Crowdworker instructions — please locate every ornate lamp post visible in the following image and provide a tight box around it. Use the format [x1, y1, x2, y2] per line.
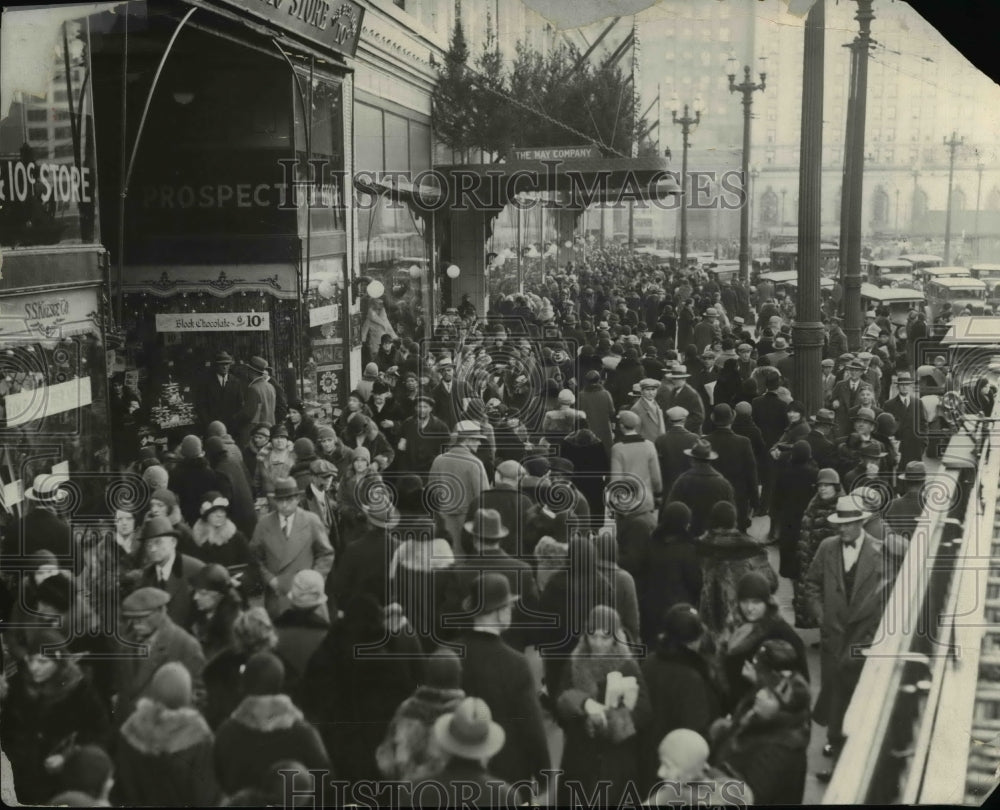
[750, 166, 760, 244]
[943, 131, 964, 264]
[670, 93, 703, 267]
[975, 159, 985, 259]
[727, 55, 766, 283]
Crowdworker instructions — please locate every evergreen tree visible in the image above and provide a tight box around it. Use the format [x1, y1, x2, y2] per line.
[431, 18, 473, 158]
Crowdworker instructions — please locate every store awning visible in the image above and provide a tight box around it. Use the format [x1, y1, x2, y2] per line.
[123, 264, 299, 299]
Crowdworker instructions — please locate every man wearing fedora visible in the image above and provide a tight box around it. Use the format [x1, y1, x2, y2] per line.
[331, 499, 401, 608]
[137, 515, 206, 631]
[468, 461, 532, 558]
[883, 371, 927, 468]
[237, 356, 276, 444]
[17, 474, 74, 568]
[450, 573, 550, 796]
[114, 586, 206, 725]
[428, 420, 490, 548]
[704, 404, 760, 532]
[804, 494, 887, 778]
[805, 409, 839, 471]
[667, 439, 735, 538]
[429, 696, 519, 806]
[431, 355, 463, 429]
[195, 351, 245, 436]
[656, 364, 704, 435]
[693, 308, 721, 353]
[450, 508, 540, 649]
[885, 461, 928, 545]
[249, 477, 334, 618]
[830, 359, 868, 437]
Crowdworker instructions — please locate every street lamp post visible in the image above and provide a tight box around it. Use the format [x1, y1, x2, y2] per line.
[895, 188, 900, 236]
[781, 189, 787, 226]
[975, 159, 985, 259]
[671, 93, 702, 268]
[943, 131, 964, 264]
[750, 165, 760, 247]
[727, 56, 766, 284]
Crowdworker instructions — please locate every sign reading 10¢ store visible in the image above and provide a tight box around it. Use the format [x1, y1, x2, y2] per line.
[155, 312, 271, 332]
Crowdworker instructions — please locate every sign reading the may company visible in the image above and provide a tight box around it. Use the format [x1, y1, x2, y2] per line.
[511, 145, 601, 161]
[155, 312, 271, 332]
[213, 0, 365, 58]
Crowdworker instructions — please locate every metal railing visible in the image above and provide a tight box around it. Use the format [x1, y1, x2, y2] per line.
[822, 405, 997, 804]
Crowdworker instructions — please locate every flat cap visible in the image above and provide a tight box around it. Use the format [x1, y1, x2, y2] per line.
[666, 406, 689, 422]
[618, 410, 641, 429]
[309, 459, 337, 476]
[121, 586, 170, 616]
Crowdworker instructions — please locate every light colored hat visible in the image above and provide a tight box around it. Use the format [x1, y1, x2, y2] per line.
[433, 697, 506, 761]
[666, 406, 688, 422]
[557, 389, 576, 406]
[24, 474, 68, 503]
[455, 420, 486, 440]
[288, 569, 328, 609]
[639, 378, 660, 390]
[827, 495, 871, 524]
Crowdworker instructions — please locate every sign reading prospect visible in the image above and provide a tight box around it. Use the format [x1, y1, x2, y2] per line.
[155, 312, 271, 332]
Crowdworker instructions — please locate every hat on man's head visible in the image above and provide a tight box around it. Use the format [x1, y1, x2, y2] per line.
[464, 508, 509, 541]
[858, 441, 887, 460]
[272, 477, 302, 500]
[121, 586, 171, 617]
[288, 569, 328, 610]
[309, 459, 337, 477]
[139, 515, 180, 543]
[711, 404, 734, 425]
[900, 461, 927, 481]
[772, 336, 788, 350]
[639, 378, 660, 390]
[462, 572, 518, 615]
[811, 408, 836, 426]
[433, 697, 506, 761]
[213, 351, 234, 366]
[684, 439, 718, 461]
[666, 406, 689, 423]
[248, 356, 269, 374]
[853, 407, 877, 425]
[455, 420, 486, 440]
[617, 410, 641, 430]
[827, 495, 871, 523]
[896, 371, 915, 385]
[24, 474, 69, 504]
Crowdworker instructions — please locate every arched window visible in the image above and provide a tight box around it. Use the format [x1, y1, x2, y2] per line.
[912, 187, 928, 221]
[761, 188, 778, 225]
[951, 187, 967, 211]
[872, 187, 890, 227]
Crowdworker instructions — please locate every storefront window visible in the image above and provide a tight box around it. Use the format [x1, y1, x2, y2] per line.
[0, 9, 100, 247]
[355, 102, 432, 343]
[293, 72, 345, 234]
[0, 291, 109, 483]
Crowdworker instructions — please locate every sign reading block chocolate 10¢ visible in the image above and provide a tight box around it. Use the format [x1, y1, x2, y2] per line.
[155, 312, 271, 332]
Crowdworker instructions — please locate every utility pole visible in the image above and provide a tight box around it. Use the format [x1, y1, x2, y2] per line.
[943, 131, 964, 264]
[794, 0, 825, 416]
[727, 57, 766, 284]
[975, 159, 985, 260]
[840, 0, 874, 351]
[671, 97, 702, 268]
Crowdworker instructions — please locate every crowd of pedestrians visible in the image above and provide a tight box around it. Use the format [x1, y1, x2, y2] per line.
[2, 244, 991, 806]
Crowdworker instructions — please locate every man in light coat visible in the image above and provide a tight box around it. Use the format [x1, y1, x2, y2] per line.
[249, 477, 335, 617]
[427, 420, 491, 548]
[656, 364, 704, 435]
[610, 410, 662, 526]
[804, 495, 887, 780]
[630, 378, 668, 443]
